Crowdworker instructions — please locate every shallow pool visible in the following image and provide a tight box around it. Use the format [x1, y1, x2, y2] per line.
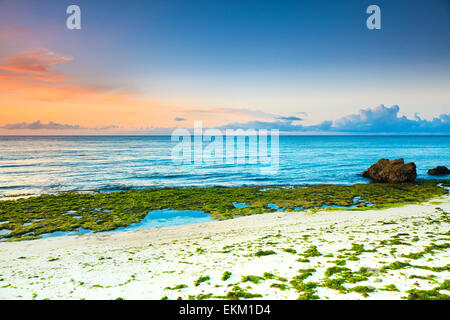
[39, 209, 213, 239]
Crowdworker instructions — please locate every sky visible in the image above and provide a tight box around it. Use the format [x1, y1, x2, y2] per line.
[0, 0, 449, 134]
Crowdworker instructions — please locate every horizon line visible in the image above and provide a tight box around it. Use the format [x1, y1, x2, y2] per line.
[1, 134, 450, 137]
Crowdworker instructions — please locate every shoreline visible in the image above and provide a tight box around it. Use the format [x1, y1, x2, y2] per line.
[0, 193, 449, 300]
[1, 180, 449, 242]
[1, 177, 448, 198]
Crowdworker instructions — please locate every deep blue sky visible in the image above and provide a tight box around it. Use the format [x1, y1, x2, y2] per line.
[5, 0, 448, 67]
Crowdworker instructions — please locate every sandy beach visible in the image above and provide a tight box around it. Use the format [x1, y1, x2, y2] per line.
[0, 193, 449, 300]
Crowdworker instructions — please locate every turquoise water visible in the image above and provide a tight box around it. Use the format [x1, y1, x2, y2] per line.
[38, 209, 212, 239]
[232, 202, 251, 209]
[0, 135, 449, 197]
[104, 209, 212, 232]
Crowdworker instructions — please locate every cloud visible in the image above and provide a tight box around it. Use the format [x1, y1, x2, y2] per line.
[174, 117, 186, 121]
[1, 120, 81, 130]
[3, 105, 448, 134]
[218, 105, 450, 134]
[0, 48, 223, 129]
[277, 116, 302, 121]
[331, 105, 450, 133]
[181, 107, 309, 127]
[95, 125, 120, 130]
[0, 121, 119, 131]
[219, 120, 305, 131]
[0, 49, 72, 74]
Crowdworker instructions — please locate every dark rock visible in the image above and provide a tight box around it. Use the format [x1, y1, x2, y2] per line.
[427, 166, 450, 176]
[362, 158, 417, 183]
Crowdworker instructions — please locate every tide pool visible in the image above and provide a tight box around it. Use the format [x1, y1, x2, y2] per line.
[38, 209, 212, 239]
[107, 209, 212, 232]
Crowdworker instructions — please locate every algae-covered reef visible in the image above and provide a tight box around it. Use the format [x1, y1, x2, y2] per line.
[0, 180, 448, 241]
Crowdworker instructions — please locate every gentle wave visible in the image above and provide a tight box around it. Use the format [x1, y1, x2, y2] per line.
[0, 135, 449, 197]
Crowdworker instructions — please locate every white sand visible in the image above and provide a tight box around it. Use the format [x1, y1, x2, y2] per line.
[0, 194, 449, 300]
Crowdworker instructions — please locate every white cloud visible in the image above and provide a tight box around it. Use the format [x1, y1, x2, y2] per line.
[219, 105, 450, 134]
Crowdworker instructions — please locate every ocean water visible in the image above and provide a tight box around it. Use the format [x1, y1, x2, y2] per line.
[0, 135, 449, 197]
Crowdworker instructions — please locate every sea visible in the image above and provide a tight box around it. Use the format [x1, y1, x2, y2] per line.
[0, 135, 449, 198]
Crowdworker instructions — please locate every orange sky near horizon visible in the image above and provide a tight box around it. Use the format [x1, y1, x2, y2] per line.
[0, 45, 268, 134]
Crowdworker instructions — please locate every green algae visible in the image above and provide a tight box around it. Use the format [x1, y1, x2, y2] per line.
[165, 284, 188, 290]
[194, 275, 210, 287]
[287, 268, 320, 299]
[241, 275, 265, 284]
[0, 179, 448, 241]
[263, 272, 276, 279]
[381, 284, 400, 292]
[401, 243, 450, 259]
[188, 293, 213, 300]
[282, 248, 297, 254]
[295, 268, 316, 281]
[254, 250, 276, 257]
[324, 266, 351, 277]
[290, 280, 320, 300]
[219, 286, 263, 300]
[302, 245, 322, 258]
[270, 283, 289, 291]
[320, 266, 376, 295]
[381, 261, 412, 272]
[405, 280, 450, 300]
[349, 285, 376, 297]
[221, 271, 232, 281]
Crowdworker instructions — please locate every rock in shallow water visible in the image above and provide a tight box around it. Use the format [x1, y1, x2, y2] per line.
[362, 158, 417, 183]
[427, 166, 450, 176]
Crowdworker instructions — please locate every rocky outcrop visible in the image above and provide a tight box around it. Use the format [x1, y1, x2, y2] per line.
[427, 166, 450, 176]
[362, 158, 417, 183]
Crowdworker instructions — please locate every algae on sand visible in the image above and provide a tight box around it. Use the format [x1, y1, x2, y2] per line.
[0, 180, 448, 241]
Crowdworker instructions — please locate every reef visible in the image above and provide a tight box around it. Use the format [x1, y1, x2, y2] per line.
[0, 179, 448, 241]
